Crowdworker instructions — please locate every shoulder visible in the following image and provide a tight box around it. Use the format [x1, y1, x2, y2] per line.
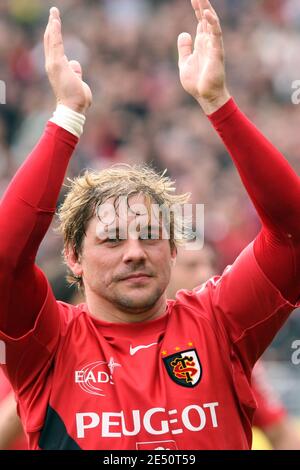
[56, 301, 86, 334]
[173, 274, 224, 306]
[168, 275, 223, 323]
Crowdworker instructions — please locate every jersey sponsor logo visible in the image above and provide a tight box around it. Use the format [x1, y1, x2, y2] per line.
[163, 349, 202, 387]
[74, 357, 121, 397]
[129, 342, 158, 356]
[76, 402, 219, 439]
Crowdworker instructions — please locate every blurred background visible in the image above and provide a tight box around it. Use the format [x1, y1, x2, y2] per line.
[0, 0, 299, 448]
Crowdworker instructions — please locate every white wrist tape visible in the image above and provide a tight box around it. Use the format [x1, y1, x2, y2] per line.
[50, 104, 86, 138]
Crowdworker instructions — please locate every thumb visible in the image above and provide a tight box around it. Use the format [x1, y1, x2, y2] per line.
[177, 32, 192, 67]
[69, 60, 82, 78]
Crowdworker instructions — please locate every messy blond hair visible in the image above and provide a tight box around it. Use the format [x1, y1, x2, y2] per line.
[58, 164, 190, 287]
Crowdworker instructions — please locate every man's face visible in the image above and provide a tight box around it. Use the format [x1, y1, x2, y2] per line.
[71, 194, 176, 315]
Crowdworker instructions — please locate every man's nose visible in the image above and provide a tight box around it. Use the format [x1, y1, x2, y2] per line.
[122, 238, 147, 264]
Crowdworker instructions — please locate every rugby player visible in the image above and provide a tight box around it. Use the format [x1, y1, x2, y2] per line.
[0, 0, 299, 450]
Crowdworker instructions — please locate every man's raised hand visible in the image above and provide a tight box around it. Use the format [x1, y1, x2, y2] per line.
[178, 0, 230, 114]
[44, 7, 92, 114]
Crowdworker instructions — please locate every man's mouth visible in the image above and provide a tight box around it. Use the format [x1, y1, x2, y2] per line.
[122, 273, 152, 281]
[120, 272, 152, 282]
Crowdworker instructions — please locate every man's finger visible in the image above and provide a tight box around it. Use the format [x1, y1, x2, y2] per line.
[198, 0, 217, 16]
[49, 11, 65, 63]
[69, 60, 82, 79]
[191, 0, 202, 21]
[50, 6, 61, 23]
[178, 32, 193, 67]
[45, 8, 61, 61]
[204, 9, 222, 38]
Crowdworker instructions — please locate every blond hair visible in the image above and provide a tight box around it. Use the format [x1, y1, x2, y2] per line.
[58, 164, 190, 287]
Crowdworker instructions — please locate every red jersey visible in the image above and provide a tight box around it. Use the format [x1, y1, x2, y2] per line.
[1, 99, 300, 450]
[0, 243, 296, 450]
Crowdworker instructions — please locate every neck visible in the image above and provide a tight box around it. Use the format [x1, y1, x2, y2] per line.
[84, 290, 168, 324]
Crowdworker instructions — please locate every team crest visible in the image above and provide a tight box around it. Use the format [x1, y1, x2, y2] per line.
[163, 349, 202, 388]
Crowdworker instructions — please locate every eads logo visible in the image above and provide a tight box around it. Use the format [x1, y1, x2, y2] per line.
[75, 357, 121, 397]
[162, 344, 202, 388]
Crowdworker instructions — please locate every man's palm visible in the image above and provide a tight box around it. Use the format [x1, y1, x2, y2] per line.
[44, 7, 92, 114]
[178, 1, 228, 109]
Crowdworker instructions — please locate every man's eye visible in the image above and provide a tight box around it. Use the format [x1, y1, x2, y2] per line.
[139, 230, 149, 239]
[106, 237, 120, 244]
[140, 228, 159, 239]
[140, 230, 152, 239]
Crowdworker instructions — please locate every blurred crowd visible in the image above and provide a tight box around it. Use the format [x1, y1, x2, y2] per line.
[0, 0, 300, 378]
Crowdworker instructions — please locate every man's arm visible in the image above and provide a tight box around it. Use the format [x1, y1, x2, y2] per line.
[177, 1, 300, 367]
[207, 98, 300, 302]
[0, 8, 91, 379]
[0, 121, 78, 337]
[178, 0, 300, 299]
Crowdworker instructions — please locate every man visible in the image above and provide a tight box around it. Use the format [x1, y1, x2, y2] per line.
[0, 0, 299, 450]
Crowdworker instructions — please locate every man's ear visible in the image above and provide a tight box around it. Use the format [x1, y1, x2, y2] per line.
[65, 245, 83, 277]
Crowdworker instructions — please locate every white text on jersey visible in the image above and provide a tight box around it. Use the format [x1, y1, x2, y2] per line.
[76, 402, 219, 438]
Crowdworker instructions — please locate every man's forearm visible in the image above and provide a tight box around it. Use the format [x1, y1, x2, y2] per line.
[208, 98, 300, 301]
[208, 99, 300, 237]
[0, 122, 78, 268]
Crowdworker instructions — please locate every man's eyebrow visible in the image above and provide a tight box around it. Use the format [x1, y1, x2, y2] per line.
[139, 224, 162, 238]
[141, 224, 160, 230]
[96, 227, 121, 240]
[96, 224, 162, 241]
[139, 224, 160, 232]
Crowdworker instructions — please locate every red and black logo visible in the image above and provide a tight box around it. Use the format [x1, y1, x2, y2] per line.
[163, 349, 202, 388]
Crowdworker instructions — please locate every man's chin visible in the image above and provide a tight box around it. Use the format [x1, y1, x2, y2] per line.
[113, 288, 163, 312]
